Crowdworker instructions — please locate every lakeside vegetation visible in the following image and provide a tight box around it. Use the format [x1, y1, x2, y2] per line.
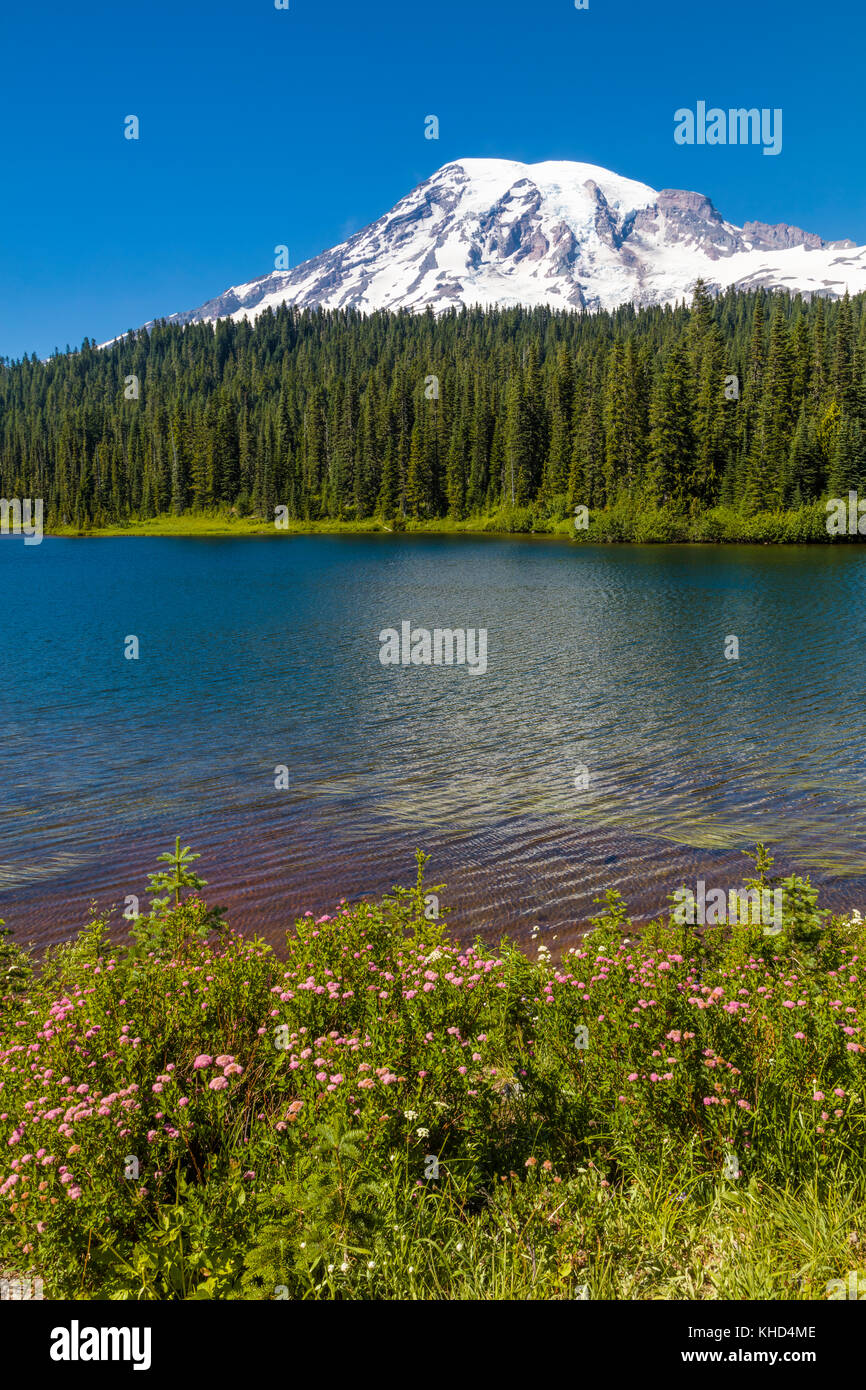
[4, 285, 866, 542]
[48, 497, 845, 544]
[1, 842, 864, 1300]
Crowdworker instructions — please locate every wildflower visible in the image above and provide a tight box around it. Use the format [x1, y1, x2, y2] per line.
[208, 1077, 229, 1091]
[192, 1055, 212, 1069]
[416, 1127, 429, 1139]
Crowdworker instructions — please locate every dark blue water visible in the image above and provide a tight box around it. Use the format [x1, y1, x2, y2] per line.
[2, 533, 865, 950]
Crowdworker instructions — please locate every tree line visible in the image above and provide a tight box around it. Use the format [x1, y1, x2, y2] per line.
[1, 282, 866, 529]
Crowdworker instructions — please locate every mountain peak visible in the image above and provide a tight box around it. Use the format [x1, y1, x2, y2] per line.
[131, 158, 866, 339]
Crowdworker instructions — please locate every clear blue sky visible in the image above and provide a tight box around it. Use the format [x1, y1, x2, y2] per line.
[2, 0, 864, 360]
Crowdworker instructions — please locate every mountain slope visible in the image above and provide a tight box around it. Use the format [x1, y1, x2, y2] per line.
[145, 158, 866, 330]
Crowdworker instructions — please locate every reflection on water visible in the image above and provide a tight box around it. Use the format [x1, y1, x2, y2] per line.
[1, 533, 865, 951]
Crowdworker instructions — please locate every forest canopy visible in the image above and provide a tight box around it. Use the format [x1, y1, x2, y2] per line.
[1, 282, 865, 530]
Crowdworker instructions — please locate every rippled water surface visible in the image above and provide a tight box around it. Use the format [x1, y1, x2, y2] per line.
[2, 534, 865, 952]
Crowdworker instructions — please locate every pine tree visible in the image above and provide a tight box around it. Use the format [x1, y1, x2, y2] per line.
[828, 413, 865, 497]
[748, 299, 794, 511]
[786, 406, 820, 505]
[648, 344, 694, 508]
[833, 290, 856, 416]
[504, 373, 531, 505]
[740, 293, 767, 455]
[692, 326, 727, 506]
[810, 295, 827, 407]
[603, 340, 629, 501]
[542, 346, 573, 501]
[376, 438, 399, 518]
[404, 423, 426, 519]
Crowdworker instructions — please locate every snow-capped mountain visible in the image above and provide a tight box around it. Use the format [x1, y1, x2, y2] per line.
[144, 158, 866, 330]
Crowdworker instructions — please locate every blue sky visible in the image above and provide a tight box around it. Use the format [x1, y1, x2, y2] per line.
[2, 0, 864, 359]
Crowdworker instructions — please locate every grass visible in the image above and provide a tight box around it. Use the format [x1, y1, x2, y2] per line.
[0, 845, 864, 1300]
[47, 497, 848, 544]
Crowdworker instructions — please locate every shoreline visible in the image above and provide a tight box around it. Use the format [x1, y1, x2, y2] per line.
[41, 499, 859, 544]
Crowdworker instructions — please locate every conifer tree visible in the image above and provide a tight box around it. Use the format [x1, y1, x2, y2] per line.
[404, 422, 426, 519]
[648, 343, 694, 508]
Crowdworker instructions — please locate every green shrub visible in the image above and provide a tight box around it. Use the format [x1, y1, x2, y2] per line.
[1, 840, 863, 1299]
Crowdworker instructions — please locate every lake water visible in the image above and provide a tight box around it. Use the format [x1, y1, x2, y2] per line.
[2, 533, 866, 953]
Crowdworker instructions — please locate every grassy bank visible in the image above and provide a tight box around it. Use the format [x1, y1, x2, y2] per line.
[47, 497, 849, 543]
[1, 845, 864, 1300]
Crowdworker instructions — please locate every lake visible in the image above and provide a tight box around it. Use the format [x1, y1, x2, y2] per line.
[2, 533, 866, 953]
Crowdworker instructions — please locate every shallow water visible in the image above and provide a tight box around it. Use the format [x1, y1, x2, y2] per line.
[1, 533, 865, 953]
